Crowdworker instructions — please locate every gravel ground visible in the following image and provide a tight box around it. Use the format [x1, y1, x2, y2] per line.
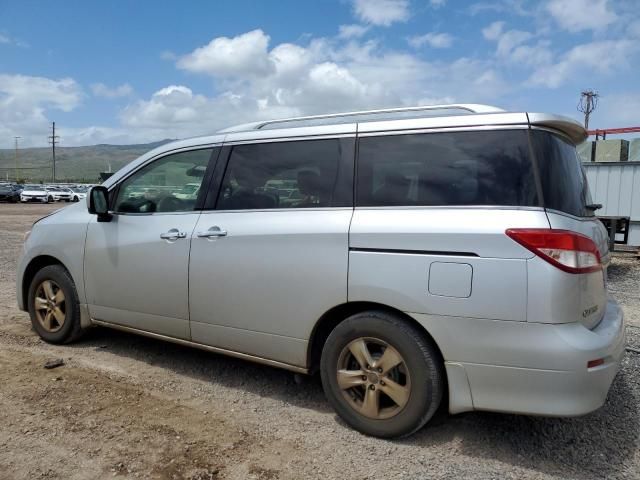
[0, 203, 638, 480]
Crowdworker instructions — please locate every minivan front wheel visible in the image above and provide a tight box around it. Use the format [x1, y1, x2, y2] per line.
[28, 265, 83, 344]
[321, 311, 444, 438]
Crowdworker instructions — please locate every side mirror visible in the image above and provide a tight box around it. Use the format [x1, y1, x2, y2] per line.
[88, 186, 112, 222]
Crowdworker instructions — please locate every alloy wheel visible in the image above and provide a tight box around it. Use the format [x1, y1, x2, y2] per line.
[336, 337, 412, 420]
[33, 280, 66, 332]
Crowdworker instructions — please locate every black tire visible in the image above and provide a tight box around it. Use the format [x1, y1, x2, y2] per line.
[73, 196, 78, 202]
[27, 265, 84, 344]
[47, 196, 53, 203]
[320, 311, 444, 438]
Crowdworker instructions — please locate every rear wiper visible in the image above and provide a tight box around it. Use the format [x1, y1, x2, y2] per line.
[586, 203, 603, 211]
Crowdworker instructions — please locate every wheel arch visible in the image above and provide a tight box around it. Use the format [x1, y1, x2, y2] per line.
[22, 255, 67, 308]
[307, 302, 446, 375]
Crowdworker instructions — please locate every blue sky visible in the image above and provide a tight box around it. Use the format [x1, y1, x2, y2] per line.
[1, 0, 639, 147]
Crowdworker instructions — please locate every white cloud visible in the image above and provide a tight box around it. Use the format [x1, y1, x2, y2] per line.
[482, 22, 551, 68]
[352, 0, 410, 26]
[338, 24, 370, 39]
[595, 92, 640, 129]
[509, 41, 553, 68]
[116, 30, 506, 142]
[408, 32, 454, 49]
[494, 29, 532, 57]
[160, 50, 177, 61]
[0, 32, 28, 48]
[529, 40, 636, 88]
[545, 0, 617, 33]
[269, 43, 312, 78]
[91, 83, 133, 98]
[0, 74, 83, 146]
[429, 0, 447, 8]
[0, 74, 82, 112]
[482, 21, 504, 40]
[469, 0, 535, 16]
[177, 29, 273, 77]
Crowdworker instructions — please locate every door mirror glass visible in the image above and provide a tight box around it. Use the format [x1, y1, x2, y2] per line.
[88, 186, 110, 220]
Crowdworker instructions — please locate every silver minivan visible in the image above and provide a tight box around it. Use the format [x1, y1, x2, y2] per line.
[17, 104, 626, 438]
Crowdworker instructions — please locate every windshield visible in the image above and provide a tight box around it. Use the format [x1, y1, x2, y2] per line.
[531, 130, 594, 217]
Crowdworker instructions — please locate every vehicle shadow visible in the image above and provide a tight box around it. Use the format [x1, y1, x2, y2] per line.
[73, 327, 332, 412]
[72, 327, 639, 480]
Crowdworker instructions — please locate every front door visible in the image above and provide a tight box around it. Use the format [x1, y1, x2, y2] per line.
[84, 147, 216, 339]
[188, 137, 355, 367]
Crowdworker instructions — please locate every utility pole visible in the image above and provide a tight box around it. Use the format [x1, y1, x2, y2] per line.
[48, 122, 59, 182]
[14, 136, 21, 182]
[577, 90, 599, 130]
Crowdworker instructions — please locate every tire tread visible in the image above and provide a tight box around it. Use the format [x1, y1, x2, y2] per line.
[320, 310, 444, 438]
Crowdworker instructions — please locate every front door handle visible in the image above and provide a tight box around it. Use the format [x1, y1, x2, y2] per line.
[160, 228, 187, 241]
[196, 226, 227, 238]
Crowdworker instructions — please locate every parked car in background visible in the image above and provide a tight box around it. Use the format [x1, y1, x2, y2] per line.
[54, 187, 74, 202]
[0, 183, 22, 203]
[174, 182, 200, 200]
[69, 186, 88, 202]
[16, 104, 625, 439]
[43, 187, 70, 202]
[20, 184, 51, 203]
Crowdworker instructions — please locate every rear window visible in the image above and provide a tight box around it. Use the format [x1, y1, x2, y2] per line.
[531, 130, 593, 217]
[356, 130, 538, 207]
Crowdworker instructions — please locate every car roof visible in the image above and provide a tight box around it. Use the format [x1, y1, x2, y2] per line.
[102, 104, 587, 188]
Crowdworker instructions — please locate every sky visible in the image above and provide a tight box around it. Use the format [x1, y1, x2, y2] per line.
[1, 0, 639, 148]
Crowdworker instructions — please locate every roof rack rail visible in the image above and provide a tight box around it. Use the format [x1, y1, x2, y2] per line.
[218, 103, 505, 133]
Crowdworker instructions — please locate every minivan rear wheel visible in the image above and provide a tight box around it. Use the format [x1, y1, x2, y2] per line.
[320, 311, 444, 438]
[28, 265, 83, 344]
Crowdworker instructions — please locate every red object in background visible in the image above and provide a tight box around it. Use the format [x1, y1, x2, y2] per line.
[588, 127, 640, 139]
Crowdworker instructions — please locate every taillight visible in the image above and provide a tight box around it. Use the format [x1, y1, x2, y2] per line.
[506, 228, 601, 274]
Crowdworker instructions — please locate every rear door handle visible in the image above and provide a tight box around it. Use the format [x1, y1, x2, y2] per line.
[197, 226, 227, 238]
[160, 228, 187, 241]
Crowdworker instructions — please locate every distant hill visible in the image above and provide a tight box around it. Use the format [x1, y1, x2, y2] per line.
[0, 140, 175, 183]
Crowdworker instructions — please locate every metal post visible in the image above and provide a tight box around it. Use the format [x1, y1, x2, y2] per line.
[48, 122, 59, 182]
[578, 90, 599, 130]
[14, 136, 21, 182]
[609, 219, 617, 253]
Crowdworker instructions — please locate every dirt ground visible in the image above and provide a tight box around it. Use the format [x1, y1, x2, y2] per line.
[0, 203, 639, 480]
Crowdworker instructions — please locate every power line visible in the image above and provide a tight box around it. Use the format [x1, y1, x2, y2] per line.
[48, 122, 60, 182]
[577, 90, 599, 130]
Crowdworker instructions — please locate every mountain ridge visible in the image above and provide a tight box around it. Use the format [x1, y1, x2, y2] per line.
[0, 140, 176, 182]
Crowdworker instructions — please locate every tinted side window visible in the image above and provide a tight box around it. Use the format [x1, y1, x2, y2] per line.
[217, 138, 353, 210]
[531, 130, 593, 217]
[114, 149, 212, 213]
[356, 130, 538, 207]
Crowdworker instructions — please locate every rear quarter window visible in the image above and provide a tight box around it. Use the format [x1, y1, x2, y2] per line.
[531, 130, 593, 217]
[356, 130, 538, 207]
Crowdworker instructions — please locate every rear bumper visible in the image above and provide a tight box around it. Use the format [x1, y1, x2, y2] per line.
[412, 298, 626, 416]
